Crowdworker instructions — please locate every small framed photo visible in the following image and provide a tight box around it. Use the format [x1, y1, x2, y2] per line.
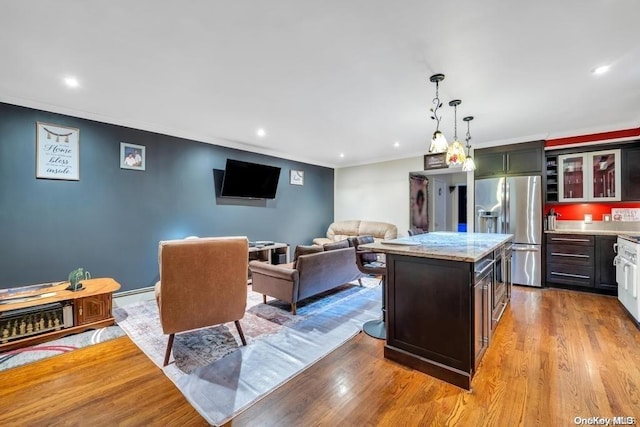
[290, 170, 304, 186]
[120, 142, 145, 171]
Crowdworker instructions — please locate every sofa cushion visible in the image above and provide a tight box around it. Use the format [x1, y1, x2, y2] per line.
[294, 244, 324, 262]
[358, 221, 398, 240]
[323, 239, 350, 251]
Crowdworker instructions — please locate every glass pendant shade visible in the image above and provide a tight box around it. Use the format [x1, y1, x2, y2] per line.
[429, 131, 448, 153]
[446, 140, 466, 166]
[462, 156, 476, 171]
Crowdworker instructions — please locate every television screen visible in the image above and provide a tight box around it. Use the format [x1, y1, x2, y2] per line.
[220, 159, 281, 199]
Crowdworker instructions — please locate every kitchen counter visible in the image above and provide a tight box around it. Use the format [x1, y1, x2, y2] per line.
[546, 220, 640, 236]
[360, 232, 512, 390]
[359, 231, 513, 262]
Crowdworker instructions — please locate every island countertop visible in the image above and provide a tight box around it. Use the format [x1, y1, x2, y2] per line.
[359, 231, 513, 262]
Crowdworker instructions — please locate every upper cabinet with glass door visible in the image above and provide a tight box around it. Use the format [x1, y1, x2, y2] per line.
[558, 149, 621, 202]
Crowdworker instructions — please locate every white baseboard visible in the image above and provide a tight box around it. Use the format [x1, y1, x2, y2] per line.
[113, 286, 155, 308]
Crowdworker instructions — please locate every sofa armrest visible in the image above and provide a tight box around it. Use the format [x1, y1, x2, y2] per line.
[249, 261, 297, 280]
[312, 237, 332, 246]
[249, 261, 300, 304]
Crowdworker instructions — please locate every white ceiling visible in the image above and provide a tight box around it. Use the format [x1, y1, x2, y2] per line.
[1, 1, 639, 168]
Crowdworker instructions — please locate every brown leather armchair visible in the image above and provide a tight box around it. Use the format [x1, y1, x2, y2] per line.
[155, 236, 249, 366]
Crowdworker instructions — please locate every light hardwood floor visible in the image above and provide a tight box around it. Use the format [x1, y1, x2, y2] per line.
[1, 286, 639, 426]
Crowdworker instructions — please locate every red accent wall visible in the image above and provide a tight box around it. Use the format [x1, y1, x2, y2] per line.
[545, 202, 640, 220]
[546, 127, 640, 147]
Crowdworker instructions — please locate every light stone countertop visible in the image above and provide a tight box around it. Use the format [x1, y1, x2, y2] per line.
[546, 220, 640, 236]
[359, 231, 513, 263]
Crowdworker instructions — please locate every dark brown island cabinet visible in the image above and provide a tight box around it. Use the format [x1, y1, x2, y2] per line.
[360, 232, 513, 390]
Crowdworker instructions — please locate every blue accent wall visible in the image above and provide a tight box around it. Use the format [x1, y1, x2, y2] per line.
[0, 102, 334, 291]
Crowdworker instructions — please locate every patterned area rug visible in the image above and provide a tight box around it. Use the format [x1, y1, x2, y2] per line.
[0, 325, 125, 372]
[114, 277, 382, 426]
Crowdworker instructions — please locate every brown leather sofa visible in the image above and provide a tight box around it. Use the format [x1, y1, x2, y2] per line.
[312, 220, 397, 246]
[249, 242, 363, 314]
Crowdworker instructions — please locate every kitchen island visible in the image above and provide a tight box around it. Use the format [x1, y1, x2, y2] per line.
[360, 231, 513, 390]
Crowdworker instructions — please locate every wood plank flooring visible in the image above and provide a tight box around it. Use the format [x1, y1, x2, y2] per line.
[1, 286, 639, 426]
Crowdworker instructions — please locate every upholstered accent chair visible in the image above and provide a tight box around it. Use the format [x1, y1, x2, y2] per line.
[155, 236, 249, 366]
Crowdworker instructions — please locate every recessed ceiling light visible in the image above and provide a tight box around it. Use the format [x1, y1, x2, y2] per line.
[339, 153, 345, 158]
[64, 77, 79, 88]
[592, 65, 610, 75]
[256, 128, 266, 138]
[394, 141, 400, 148]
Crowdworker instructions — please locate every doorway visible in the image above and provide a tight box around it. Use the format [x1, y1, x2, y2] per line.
[457, 185, 468, 231]
[433, 179, 447, 231]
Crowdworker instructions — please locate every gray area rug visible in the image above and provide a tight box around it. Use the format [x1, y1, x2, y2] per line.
[114, 277, 381, 425]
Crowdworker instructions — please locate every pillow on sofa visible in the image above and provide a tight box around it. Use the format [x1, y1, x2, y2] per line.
[323, 239, 350, 251]
[293, 244, 324, 262]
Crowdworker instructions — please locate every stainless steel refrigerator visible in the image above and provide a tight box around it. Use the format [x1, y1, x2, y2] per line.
[475, 176, 542, 287]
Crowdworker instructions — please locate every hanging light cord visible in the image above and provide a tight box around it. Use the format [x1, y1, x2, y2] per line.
[430, 80, 443, 132]
[465, 121, 472, 155]
[453, 104, 458, 141]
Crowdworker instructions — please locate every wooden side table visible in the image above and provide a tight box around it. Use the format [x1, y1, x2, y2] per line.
[0, 278, 121, 352]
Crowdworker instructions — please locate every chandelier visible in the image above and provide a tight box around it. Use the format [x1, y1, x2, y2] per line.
[446, 99, 466, 166]
[462, 116, 476, 171]
[428, 74, 448, 153]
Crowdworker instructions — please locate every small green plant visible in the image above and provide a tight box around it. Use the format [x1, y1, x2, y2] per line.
[67, 268, 91, 291]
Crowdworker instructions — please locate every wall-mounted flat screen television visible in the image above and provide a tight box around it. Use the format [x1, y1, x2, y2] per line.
[220, 159, 281, 199]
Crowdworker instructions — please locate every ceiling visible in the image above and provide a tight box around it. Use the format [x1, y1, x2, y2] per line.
[1, 1, 639, 168]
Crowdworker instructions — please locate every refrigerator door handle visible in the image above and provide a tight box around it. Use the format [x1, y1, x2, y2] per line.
[503, 181, 510, 234]
[512, 246, 540, 252]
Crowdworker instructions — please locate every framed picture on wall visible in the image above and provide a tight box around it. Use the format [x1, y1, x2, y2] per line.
[290, 170, 304, 185]
[36, 122, 80, 180]
[120, 142, 146, 171]
[409, 174, 429, 230]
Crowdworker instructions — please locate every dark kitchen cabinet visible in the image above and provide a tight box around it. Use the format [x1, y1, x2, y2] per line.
[474, 140, 544, 179]
[595, 235, 617, 291]
[545, 234, 594, 288]
[622, 146, 640, 201]
[545, 155, 559, 202]
[545, 233, 618, 294]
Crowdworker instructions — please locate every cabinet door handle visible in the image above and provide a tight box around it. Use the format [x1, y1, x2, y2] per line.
[550, 271, 590, 279]
[550, 252, 590, 258]
[550, 237, 591, 242]
[475, 260, 495, 277]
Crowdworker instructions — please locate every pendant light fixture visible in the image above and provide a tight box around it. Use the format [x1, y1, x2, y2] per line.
[446, 99, 466, 166]
[428, 74, 448, 153]
[462, 116, 476, 172]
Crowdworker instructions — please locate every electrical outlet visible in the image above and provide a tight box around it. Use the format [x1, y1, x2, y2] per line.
[584, 214, 593, 224]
